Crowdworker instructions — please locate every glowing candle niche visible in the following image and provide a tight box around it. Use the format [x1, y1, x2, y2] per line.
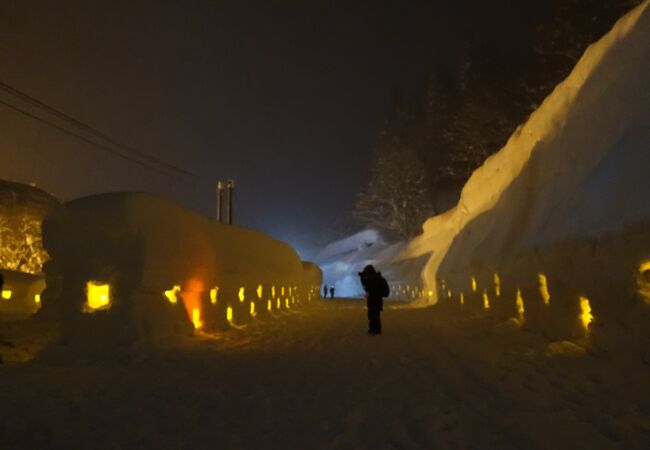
[238, 287, 245, 302]
[428, 290, 433, 298]
[271, 286, 276, 298]
[516, 289, 525, 324]
[34, 294, 41, 304]
[257, 285, 263, 299]
[447, 289, 452, 298]
[164, 285, 181, 304]
[192, 308, 203, 329]
[2, 290, 12, 300]
[226, 306, 233, 322]
[285, 298, 290, 308]
[482, 289, 490, 309]
[267, 300, 272, 311]
[493, 273, 501, 297]
[277, 298, 281, 309]
[579, 296, 593, 333]
[250, 301, 256, 317]
[86, 282, 110, 311]
[471, 277, 477, 292]
[210, 287, 219, 304]
[460, 292, 465, 305]
[538, 274, 551, 305]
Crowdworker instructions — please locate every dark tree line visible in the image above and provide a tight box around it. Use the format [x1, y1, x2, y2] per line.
[355, 0, 641, 241]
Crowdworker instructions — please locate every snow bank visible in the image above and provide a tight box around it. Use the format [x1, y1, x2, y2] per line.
[39, 192, 321, 357]
[400, 1, 650, 345]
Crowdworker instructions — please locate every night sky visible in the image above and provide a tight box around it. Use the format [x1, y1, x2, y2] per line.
[0, 1, 545, 258]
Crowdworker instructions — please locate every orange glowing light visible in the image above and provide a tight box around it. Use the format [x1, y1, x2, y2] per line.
[272, 286, 276, 298]
[494, 273, 501, 297]
[460, 292, 465, 305]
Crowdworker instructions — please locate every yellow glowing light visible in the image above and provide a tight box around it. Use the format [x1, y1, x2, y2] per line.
[257, 284, 263, 299]
[494, 273, 501, 297]
[192, 307, 203, 329]
[483, 289, 490, 309]
[516, 289, 525, 323]
[277, 298, 281, 309]
[272, 286, 276, 298]
[164, 285, 181, 304]
[538, 274, 551, 305]
[227, 306, 233, 322]
[210, 287, 219, 304]
[34, 294, 41, 304]
[267, 300, 272, 311]
[579, 296, 593, 333]
[285, 298, 290, 308]
[640, 261, 650, 273]
[428, 290, 433, 297]
[460, 292, 465, 305]
[447, 289, 452, 298]
[471, 277, 477, 292]
[2, 290, 12, 300]
[281, 286, 285, 296]
[86, 282, 110, 311]
[238, 287, 245, 302]
[250, 301, 256, 317]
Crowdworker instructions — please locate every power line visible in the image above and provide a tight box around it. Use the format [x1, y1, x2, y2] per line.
[0, 97, 185, 177]
[0, 79, 200, 180]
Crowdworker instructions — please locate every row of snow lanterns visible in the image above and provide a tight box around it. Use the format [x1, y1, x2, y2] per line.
[392, 284, 425, 299]
[83, 281, 320, 331]
[436, 272, 594, 334]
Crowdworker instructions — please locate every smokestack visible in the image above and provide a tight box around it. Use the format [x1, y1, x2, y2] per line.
[226, 179, 234, 225]
[216, 181, 224, 222]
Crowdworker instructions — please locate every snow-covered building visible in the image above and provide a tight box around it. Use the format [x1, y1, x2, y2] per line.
[39, 192, 321, 355]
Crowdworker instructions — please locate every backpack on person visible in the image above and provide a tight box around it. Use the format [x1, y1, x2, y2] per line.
[377, 272, 390, 298]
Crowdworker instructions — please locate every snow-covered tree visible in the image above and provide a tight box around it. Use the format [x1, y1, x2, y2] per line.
[354, 135, 433, 241]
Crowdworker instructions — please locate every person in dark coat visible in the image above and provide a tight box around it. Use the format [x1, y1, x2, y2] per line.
[358, 265, 389, 335]
[322, 284, 328, 298]
[329, 286, 335, 299]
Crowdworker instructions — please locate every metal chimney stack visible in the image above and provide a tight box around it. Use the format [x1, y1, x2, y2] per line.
[226, 179, 234, 225]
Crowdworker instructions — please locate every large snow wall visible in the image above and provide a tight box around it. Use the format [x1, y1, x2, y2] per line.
[39, 192, 321, 356]
[400, 1, 650, 350]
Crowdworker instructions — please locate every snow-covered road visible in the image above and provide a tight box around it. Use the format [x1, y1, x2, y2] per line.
[1, 300, 649, 449]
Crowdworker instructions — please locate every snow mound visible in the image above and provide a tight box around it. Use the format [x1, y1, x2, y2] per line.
[39, 192, 321, 357]
[399, 1, 650, 345]
[315, 229, 418, 298]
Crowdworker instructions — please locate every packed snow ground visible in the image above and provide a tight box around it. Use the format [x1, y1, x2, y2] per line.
[2, 300, 649, 449]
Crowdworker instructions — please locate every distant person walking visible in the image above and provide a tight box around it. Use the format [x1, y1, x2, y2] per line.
[322, 284, 328, 299]
[329, 286, 335, 299]
[358, 265, 389, 335]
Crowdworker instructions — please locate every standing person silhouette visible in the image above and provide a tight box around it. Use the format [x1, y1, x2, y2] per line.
[329, 286, 335, 299]
[322, 284, 328, 299]
[358, 265, 389, 335]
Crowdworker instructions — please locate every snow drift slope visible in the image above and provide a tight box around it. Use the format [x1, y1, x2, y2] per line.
[403, 0, 650, 296]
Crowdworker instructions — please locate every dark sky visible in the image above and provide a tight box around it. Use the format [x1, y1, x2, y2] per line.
[0, 0, 544, 258]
